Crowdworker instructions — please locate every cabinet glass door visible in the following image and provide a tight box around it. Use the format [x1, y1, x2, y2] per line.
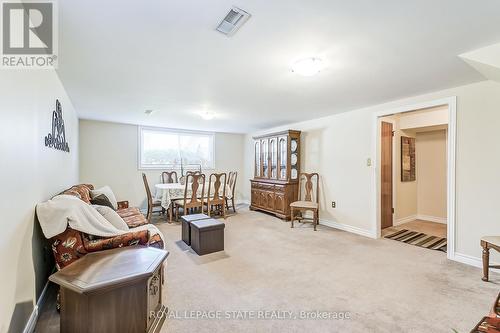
[270, 138, 278, 179]
[278, 136, 287, 180]
[261, 139, 269, 178]
[255, 141, 261, 177]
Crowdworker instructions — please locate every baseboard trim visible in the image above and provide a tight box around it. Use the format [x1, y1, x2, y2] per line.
[451, 252, 483, 268]
[394, 215, 418, 226]
[394, 214, 447, 225]
[417, 215, 447, 224]
[22, 306, 38, 333]
[320, 219, 376, 239]
[23, 280, 51, 333]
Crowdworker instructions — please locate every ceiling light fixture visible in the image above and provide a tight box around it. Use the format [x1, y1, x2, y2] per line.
[291, 57, 324, 76]
[199, 110, 216, 120]
[144, 109, 155, 115]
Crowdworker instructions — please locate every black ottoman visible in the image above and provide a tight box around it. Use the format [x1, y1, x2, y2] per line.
[190, 219, 225, 255]
[180, 214, 210, 245]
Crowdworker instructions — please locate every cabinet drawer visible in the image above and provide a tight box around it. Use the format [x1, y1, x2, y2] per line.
[274, 185, 286, 193]
[251, 182, 274, 191]
[260, 184, 274, 191]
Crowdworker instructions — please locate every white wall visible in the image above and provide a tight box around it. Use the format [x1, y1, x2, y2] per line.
[79, 120, 245, 209]
[416, 130, 447, 220]
[242, 80, 500, 265]
[0, 71, 79, 333]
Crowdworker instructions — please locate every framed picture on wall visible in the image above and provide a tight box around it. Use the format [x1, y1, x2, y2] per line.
[401, 136, 416, 182]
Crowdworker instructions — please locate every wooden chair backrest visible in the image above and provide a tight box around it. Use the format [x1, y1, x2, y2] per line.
[162, 171, 178, 184]
[228, 171, 237, 197]
[142, 173, 153, 207]
[183, 173, 205, 207]
[207, 173, 226, 204]
[186, 171, 201, 176]
[298, 173, 319, 203]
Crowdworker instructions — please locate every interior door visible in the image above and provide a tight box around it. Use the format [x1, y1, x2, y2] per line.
[381, 121, 393, 229]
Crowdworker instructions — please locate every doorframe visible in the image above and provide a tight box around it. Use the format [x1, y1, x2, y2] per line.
[379, 118, 397, 228]
[372, 96, 457, 260]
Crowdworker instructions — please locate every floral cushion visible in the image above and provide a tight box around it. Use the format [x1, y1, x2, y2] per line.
[51, 228, 160, 269]
[51, 228, 88, 270]
[117, 207, 148, 228]
[472, 317, 500, 333]
[61, 184, 94, 204]
[82, 230, 149, 252]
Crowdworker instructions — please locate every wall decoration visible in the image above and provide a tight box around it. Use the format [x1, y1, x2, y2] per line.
[401, 136, 415, 181]
[45, 99, 70, 152]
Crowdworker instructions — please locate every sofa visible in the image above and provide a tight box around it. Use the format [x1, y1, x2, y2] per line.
[50, 184, 164, 270]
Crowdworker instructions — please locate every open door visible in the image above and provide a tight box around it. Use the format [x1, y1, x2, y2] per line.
[381, 121, 393, 229]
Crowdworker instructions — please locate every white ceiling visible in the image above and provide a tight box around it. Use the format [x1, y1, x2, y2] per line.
[57, 0, 500, 133]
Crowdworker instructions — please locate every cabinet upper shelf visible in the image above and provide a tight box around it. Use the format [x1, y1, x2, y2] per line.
[252, 130, 301, 183]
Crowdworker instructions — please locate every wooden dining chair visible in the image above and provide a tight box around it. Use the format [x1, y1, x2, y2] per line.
[226, 171, 238, 213]
[481, 236, 500, 281]
[174, 173, 206, 219]
[162, 171, 178, 184]
[142, 173, 163, 222]
[205, 173, 227, 219]
[290, 173, 320, 231]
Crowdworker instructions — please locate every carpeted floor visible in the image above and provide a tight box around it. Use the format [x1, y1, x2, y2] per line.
[155, 207, 499, 333]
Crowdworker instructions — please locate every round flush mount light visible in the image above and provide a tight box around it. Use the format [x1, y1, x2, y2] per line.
[198, 110, 216, 120]
[291, 57, 324, 76]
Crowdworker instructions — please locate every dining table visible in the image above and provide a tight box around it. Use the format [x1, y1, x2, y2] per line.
[154, 182, 232, 222]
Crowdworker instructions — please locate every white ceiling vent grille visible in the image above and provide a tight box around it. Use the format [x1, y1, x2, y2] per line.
[216, 7, 251, 36]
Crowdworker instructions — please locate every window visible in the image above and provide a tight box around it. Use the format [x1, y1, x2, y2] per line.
[139, 127, 215, 169]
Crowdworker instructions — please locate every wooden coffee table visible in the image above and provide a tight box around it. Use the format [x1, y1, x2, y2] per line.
[49, 246, 169, 333]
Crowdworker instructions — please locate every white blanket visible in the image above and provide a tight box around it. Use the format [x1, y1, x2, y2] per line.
[36, 195, 164, 247]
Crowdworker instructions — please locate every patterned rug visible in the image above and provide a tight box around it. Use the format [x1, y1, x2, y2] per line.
[384, 229, 447, 253]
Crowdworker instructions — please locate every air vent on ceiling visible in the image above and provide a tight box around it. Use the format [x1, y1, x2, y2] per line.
[216, 7, 251, 36]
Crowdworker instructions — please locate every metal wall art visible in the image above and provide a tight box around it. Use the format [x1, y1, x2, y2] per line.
[45, 99, 70, 152]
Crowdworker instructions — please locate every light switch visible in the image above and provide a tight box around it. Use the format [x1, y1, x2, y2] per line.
[367, 158, 372, 167]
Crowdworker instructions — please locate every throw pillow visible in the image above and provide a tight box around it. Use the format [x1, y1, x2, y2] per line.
[90, 194, 115, 210]
[91, 186, 118, 210]
[93, 205, 129, 231]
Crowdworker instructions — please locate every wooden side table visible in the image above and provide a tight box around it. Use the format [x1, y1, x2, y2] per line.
[49, 246, 169, 333]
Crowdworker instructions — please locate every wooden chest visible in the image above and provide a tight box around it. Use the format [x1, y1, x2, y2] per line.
[49, 246, 169, 333]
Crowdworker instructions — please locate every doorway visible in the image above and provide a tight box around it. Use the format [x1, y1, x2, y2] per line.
[374, 97, 456, 259]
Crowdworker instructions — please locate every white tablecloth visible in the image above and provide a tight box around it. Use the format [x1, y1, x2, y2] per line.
[154, 183, 232, 209]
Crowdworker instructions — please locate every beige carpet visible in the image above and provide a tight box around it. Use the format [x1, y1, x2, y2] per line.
[155, 208, 498, 333]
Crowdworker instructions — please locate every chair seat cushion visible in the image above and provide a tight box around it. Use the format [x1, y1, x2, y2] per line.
[290, 201, 318, 209]
[482, 236, 500, 247]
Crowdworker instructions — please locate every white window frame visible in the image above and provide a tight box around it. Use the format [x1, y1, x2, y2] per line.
[138, 126, 215, 170]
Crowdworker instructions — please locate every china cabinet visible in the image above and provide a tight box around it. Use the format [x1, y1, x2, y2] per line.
[250, 130, 301, 220]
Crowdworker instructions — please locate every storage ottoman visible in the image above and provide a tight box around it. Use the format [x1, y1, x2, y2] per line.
[190, 219, 225, 255]
[180, 213, 210, 245]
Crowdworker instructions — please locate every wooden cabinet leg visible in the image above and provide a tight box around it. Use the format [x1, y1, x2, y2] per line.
[482, 244, 490, 282]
